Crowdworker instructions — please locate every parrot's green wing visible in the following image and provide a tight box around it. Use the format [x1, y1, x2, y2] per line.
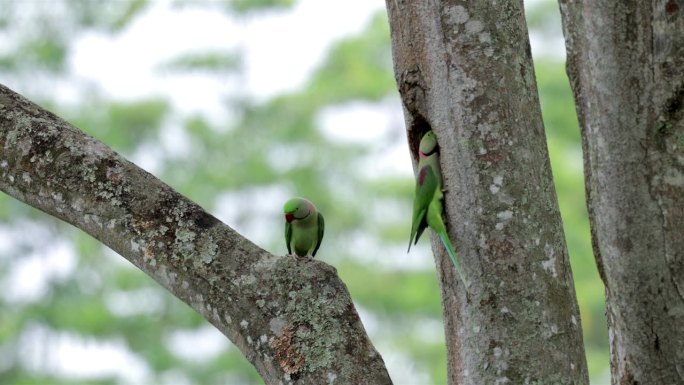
[285, 220, 292, 255]
[312, 212, 325, 256]
[408, 165, 439, 251]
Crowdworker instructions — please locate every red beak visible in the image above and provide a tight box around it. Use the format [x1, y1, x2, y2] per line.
[285, 213, 294, 223]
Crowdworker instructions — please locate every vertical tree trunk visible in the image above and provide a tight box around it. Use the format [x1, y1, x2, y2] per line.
[560, 2, 684, 383]
[386, 1, 588, 384]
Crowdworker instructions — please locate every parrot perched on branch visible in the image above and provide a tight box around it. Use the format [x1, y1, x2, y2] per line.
[283, 197, 325, 258]
[408, 131, 468, 288]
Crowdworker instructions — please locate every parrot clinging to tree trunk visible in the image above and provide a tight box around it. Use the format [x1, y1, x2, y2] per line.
[284, 197, 325, 258]
[408, 131, 468, 289]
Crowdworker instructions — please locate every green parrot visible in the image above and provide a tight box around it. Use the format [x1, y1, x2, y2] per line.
[408, 131, 468, 288]
[283, 197, 325, 258]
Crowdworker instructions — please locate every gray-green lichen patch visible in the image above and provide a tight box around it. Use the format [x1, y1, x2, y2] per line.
[198, 236, 218, 265]
[236, 274, 256, 287]
[495, 209, 513, 230]
[79, 163, 98, 183]
[444, 4, 469, 24]
[490, 175, 504, 193]
[541, 243, 558, 278]
[175, 227, 196, 243]
[252, 259, 361, 377]
[270, 317, 286, 335]
[156, 264, 177, 288]
[282, 283, 346, 373]
[83, 213, 102, 227]
[190, 292, 205, 312]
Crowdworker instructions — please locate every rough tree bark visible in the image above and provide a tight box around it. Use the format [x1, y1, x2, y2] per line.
[0, 84, 392, 385]
[560, 2, 684, 384]
[386, 1, 589, 384]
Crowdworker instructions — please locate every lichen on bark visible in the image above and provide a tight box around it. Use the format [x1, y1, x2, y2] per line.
[386, 1, 589, 384]
[0, 83, 392, 385]
[560, 1, 684, 383]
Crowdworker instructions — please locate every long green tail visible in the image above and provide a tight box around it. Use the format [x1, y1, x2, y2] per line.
[438, 232, 469, 291]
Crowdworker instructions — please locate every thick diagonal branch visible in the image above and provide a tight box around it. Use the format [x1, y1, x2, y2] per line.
[0, 83, 391, 385]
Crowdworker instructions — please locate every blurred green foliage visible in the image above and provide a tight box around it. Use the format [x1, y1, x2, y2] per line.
[309, 13, 395, 103]
[228, 0, 295, 13]
[525, 0, 563, 36]
[0, 1, 608, 384]
[160, 52, 241, 73]
[66, 0, 150, 31]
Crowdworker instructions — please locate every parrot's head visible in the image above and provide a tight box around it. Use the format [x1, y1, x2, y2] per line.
[419, 131, 438, 157]
[283, 197, 313, 223]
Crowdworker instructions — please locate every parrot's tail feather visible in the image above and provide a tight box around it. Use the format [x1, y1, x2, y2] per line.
[439, 233, 469, 291]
